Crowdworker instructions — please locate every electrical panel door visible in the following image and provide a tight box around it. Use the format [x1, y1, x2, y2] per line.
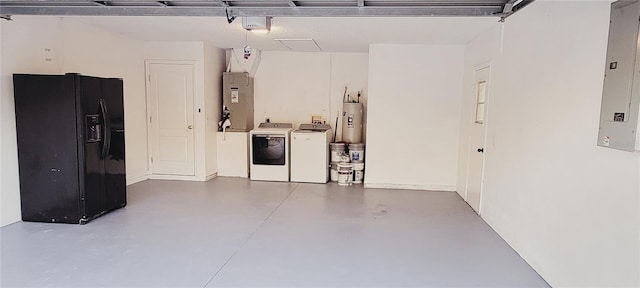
[598, 0, 640, 151]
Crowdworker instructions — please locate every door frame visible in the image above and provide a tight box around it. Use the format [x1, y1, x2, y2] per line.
[145, 59, 198, 179]
[464, 63, 491, 215]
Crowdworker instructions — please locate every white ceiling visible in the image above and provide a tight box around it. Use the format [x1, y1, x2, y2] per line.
[65, 16, 501, 52]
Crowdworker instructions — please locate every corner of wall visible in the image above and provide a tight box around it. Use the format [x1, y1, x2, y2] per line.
[471, 1, 639, 286]
[204, 45, 227, 177]
[366, 44, 464, 189]
[456, 24, 502, 202]
[1, 16, 65, 227]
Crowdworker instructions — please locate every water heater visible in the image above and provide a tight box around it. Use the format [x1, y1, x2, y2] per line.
[342, 103, 363, 143]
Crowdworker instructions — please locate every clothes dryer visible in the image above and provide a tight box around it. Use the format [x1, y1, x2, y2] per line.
[249, 123, 294, 182]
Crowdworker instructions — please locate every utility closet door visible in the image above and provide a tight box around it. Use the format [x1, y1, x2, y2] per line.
[466, 66, 490, 214]
[146, 62, 195, 176]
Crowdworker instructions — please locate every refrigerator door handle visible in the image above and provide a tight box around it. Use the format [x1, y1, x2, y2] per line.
[99, 98, 111, 159]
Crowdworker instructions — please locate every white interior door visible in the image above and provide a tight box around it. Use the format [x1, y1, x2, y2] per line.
[147, 61, 195, 176]
[466, 66, 490, 213]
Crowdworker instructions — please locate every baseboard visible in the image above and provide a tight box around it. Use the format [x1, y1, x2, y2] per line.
[147, 174, 207, 182]
[126, 173, 149, 185]
[363, 182, 456, 192]
[217, 173, 249, 178]
[206, 172, 217, 181]
[217, 169, 249, 178]
[0, 217, 22, 228]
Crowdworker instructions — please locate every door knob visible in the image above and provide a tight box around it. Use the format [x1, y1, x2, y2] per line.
[188, 125, 193, 130]
[477, 148, 484, 153]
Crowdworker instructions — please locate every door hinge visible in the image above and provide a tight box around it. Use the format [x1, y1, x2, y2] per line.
[149, 116, 152, 123]
[148, 74, 151, 82]
[151, 157, 153, 163]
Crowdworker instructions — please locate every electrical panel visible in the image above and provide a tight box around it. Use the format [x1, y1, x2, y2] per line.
[598, 0, 640, 151]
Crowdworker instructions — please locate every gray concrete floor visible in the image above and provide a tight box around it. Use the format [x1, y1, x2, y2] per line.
[1, 178, 549, 287]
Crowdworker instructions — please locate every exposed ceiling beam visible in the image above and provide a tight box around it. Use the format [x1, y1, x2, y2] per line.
[502, 1, 513, 13]
[499, 0, 535, 20]
[0, 5, 505, 17]
[512, 0, 535, 12]
[0, 0, 538, 18]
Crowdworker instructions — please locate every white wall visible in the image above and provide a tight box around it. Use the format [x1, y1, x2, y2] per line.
[204, 45, 226, 177]
[1, 17, 151, 226]
[456, 24, 502, 199]
[366, 45, 464, 191]
[1, 20, 2, 226]
[0, 17, 64, 227]
[254, 52, 330, 126]
[144, 41, 225, 181]
[330, 53, 369, 142]
[253, 51, 368, 138]
[460, 1, 640, 286]
[144, 42, 209, 181]
[61, 19, 148, 185]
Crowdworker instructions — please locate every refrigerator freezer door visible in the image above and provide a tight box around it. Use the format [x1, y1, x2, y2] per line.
[102, 78, 127, 212]
[78, 76, 127, 222]
[79, 76, 107, 222]
[13, 74, 82, 223]
[13, 73, 127, 224]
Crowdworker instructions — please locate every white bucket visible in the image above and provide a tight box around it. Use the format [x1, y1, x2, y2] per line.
[352, 162, 364, 184]
[330, 162, 339, 182]
[337, 163, 353, 186]
[330, 143, 346, 163]
[348, 143, 365, 163]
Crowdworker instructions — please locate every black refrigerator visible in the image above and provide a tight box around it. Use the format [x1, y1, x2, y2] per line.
[13, 73, 126, 224]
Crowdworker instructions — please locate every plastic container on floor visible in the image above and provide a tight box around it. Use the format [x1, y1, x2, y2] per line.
[348, 143, 365, 163]
[330, 162, 339, 182]
[330, 143, 346, 163]
[352, 162, 364, 184]
[337, 163, 353, 186]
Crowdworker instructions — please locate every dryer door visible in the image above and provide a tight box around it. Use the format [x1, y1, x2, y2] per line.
[252, 134, 286, 165]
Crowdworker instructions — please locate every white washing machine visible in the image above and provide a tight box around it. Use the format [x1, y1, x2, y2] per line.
[250, 123, 294, 182]
[291, 124, 332, 183]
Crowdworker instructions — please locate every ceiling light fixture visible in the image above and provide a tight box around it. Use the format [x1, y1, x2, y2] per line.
[242, 16, 272, 33]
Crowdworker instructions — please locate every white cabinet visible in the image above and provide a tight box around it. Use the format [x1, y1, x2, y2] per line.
[216, 132, 249, 177]
[291, 130, 331, 183]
